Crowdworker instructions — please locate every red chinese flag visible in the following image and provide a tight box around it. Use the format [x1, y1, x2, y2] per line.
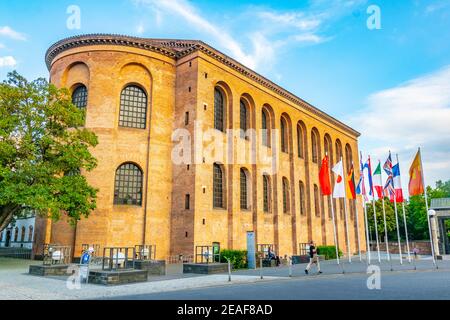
[319, 156, 332, 196]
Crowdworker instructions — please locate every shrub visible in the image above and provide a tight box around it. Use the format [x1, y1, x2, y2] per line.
[220, 250, 248, 269]
[317, 246, 343, 260]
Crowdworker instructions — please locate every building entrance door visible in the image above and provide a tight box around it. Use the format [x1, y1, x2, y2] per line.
[5, 230, 11, 247]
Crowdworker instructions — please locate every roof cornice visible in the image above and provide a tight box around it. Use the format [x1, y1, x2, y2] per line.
[45, 34, 361, 137]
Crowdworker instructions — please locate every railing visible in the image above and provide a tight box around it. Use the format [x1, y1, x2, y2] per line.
[0, 247, 32, 260]
[43, 244, 72, 265]
[101, 247, 135, 271]
[134, 245, 156, 261]
[166, 255, 194, 264]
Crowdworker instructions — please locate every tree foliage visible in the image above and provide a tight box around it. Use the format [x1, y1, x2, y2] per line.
[366, 180, 450, 241]
[0, 71, 98, 231]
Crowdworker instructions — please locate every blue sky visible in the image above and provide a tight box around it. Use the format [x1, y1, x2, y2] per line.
[1, 0, 450, 188]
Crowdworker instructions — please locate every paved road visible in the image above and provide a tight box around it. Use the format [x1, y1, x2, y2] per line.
[110, 269, 450, 300]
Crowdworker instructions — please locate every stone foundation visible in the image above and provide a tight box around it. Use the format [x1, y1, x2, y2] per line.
[183, 263, 229, 274]
[132, 260, 166, 276]
[88, 269, 148, 286]
[29, 264, 70, 276]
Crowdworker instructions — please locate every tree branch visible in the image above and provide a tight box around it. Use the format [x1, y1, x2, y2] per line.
[0, 205, 22, 232]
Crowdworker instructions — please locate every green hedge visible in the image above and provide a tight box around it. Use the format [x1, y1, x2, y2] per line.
[317, 246, 343, 260]
[220, 250, 248, 269]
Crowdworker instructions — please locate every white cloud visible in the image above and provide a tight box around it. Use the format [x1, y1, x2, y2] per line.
[0, 56, 17, 67]
[132, 0, 364, 71]
[347, 65, 450, 186]
[136, 22, 145, 35]
[0, 26, 26, 41]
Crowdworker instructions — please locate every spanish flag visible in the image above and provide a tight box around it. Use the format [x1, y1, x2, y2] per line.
[346, 164, 357, 200]
[409, 149, 424, 196]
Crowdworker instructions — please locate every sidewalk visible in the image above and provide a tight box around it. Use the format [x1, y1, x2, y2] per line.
[0, 258, 282, 300]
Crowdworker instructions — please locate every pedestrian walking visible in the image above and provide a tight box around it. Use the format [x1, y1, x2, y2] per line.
[305, 241, 322, 275]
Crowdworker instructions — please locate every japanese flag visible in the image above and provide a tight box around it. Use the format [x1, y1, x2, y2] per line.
[332, 160, 345, 199]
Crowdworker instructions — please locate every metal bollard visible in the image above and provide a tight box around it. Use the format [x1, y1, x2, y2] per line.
[289, 257, 293, 277]
[260, 258, 263, 280]
[227, 258, 231, 282]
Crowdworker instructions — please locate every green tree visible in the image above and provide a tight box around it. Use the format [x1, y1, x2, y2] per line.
[366, 198, 397, 240]
[0, 71, 98, 232]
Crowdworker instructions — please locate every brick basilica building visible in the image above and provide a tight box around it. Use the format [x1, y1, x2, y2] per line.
[36, 34, 365, 260]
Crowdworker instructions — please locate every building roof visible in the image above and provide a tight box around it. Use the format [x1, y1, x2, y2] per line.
[431, 198, 450, 210]
[45, 34, 361, 137]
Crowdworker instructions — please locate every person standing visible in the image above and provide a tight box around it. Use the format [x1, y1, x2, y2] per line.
[305, 241, 322, 275]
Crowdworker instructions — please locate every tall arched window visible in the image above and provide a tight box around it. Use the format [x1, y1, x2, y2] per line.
[28, 226, 33, 242]
[72, 85, 88, 110]
[263, 175, 271, 213]
[240, 168, 250, 210]
[214, 88, 225, 132]
[297, 124, 305, 159]
[311, 129, 319, 164]
[240, 100, 248, 139]
[213, 163, 225, 208]
[281, 117, 288, 153]
[119, 85, 148, 129]
[314, 184, 321, 217]
[114, 163, 143, 206]
[335, 139, 343, 162]
[282, 177, 290, 214]
[20, 226, 26, 242]
[299, 181, 306, 216]
[14, 227, 18, 242]
[324, 135, 332, 158]
[262, 108, 270, 147]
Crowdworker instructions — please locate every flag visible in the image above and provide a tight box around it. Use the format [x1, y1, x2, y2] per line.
[384, 153, 396, 202]
[392, 163, 404, 203]
[357, 158, 369, 201]
[363, 157, 374, 196]
[346, 165, 357, 200]
[332, 160, 345, 199]
[373, 162, 383, 199]
[409, 150, 424, 196]
[319, 156, 332, 196]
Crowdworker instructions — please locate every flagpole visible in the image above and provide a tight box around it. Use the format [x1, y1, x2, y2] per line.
[353, 161, 362, 262]
[396, 153, 412, 263]
[341, 157, 352, 263]
[330, 195, 340, 266]
[360, 151, 371, 264]
[381, 195, 391, 261]
[418, 148, 437, 268]
[392, 186, 403, 265]
[370, 157, 381, 263]
[326, 153, 340, 266]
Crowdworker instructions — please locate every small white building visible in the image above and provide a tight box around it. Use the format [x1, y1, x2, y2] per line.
[0, 209, 36, 249]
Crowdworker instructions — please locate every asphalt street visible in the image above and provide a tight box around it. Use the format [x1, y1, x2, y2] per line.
[110, 268, 450, 300]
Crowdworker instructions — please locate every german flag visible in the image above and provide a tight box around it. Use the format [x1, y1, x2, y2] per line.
[346, 164, 357, 200]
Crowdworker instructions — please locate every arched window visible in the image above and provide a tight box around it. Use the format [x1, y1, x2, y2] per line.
[314, 184, 321, 217]
[324, 135, 332, 158]
[299, 181, 306, 216]
[311, 129, 319, 164]
[14, 227, 18, 242]
[335, 139, 343, 162]
[282, 177, 290, 214]
[28, 226, 33, 242]
[240, 168, 249, 210]
[240, 100, 248, 139]
[119, 85, 148, 129]
[263, 175, 271, 213]
[114, 163, 143, 206]
[262, 108, 270, 147]
[280, 117, 288, 153]
[213, 163, 225, 208]
[72, 85, 88, 110]
[214, 88, 225, 132]
[297, 124, 305, 159]
[20, 226, 26, 242]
